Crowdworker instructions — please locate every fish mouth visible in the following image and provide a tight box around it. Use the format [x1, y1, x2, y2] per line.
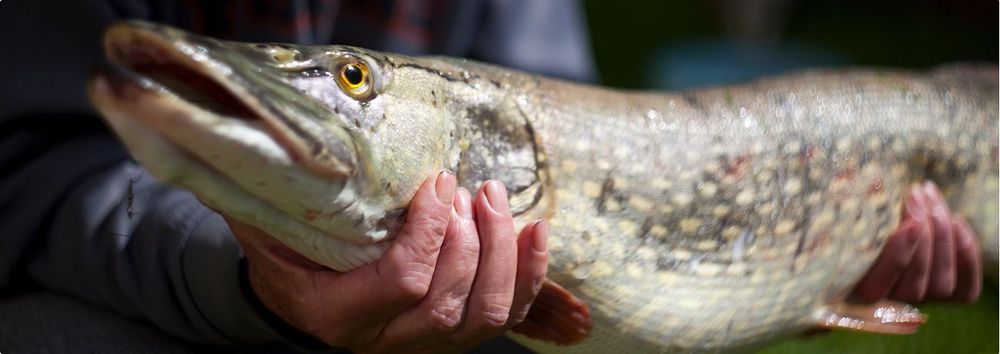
[93, 20, 356, 177]
[87, 21, 382, 247]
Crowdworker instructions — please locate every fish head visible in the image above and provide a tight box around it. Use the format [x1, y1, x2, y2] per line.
[88, 21, 548, 269]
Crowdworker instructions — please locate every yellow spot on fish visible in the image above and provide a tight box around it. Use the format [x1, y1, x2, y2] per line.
[836, 137, 852, 152]
[736, 189, 755, 205]
[590, 261, 614, 278]
[605, 199, 622, 212]
[556, 189, 575, 201]
[561, 160, 578, 173]
[651, 177, 673, 190]
[696, 240, 718, 251]
[783, 178, 802, 195]
[583, 181, 602, 198]
[658, 204, 674, 215]
[618, 220, 639, 236]
[694, 262, 723, 277]
[811, 210, 835, 234]
[650, 224, 668, 238]
[613, 177, 630, 189]
[774, 220, 796, 236]
[628, 196, 654, 212]
[867, 136, 882, 150]
[671, 250, 693, 261]
[713, 205, 730, 217]
[722, 226, 741, 241]
[626, 263, 644, 279]
[613, 146, 630, 159]
[672, 193, 693, 206]
[784, 141, 801, 155]
[680, 218, 702, 234]
[698, 182, 718, 198]
[726, 262, 748, 275]
[757, 202, 774, 216]
[636, 247, 657, 261]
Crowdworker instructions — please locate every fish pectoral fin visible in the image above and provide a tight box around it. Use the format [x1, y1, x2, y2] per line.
[510, 278, 592, 345]
[815, 300, 927, 334]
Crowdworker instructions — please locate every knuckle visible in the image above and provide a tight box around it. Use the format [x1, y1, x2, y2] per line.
[474, 301, 511, 328]
[426, 299, 465, 331]
[391, 268, 433, 300]
[508, 306, 530, 325]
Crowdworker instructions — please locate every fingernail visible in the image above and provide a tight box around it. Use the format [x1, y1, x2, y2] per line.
[484, 180, 509, 213]
[907, 187, 926, 219]
[436, 170, 456, 203]
[533, 220, 548, 252]
[923, 182, 940, 203]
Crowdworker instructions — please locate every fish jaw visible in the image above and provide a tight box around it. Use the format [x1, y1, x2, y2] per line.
[88, 21, 399, 270]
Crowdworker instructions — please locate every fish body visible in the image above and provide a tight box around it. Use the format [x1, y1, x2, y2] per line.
[89, 21, 998, 353]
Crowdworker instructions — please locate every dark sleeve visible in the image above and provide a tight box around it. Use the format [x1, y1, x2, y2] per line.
[472, 0, 597, 83]
[0, 0, 286, 346]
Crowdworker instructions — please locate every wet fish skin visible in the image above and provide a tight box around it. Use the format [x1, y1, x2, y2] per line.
[88, 21, 998, 353]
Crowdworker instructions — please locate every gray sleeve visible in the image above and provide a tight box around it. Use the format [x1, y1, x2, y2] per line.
[0, 129, 283, 345]
[473, 0, 598, 83]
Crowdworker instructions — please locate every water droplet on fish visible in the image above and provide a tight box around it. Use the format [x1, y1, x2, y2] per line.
[645, 109, 661, 120]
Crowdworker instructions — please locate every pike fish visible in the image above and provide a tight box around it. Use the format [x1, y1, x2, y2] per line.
[88, 21, 998, 353]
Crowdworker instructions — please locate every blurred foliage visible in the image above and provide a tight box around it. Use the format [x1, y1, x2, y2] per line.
[582, 0, 998, 88]
[580, 1, 998, 353]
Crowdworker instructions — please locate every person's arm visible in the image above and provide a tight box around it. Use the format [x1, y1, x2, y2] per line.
[0, 0, 285, 345]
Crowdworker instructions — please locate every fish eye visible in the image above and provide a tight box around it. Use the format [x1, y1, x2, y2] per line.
[335, 57, 374, 100]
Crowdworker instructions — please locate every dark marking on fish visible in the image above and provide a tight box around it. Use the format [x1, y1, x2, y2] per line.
[682, 93, 706, 113]
[596, 176, 615, 214]
[791, 163, 816, 273]
[396, 63, 473, 85]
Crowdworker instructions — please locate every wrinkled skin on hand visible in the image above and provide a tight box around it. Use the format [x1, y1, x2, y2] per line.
[226, 172, 549, 353]
[851, 182, 982, 304]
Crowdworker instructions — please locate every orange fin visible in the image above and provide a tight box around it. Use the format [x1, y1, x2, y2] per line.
[816, 300, 927, 334]
[511, 278, 592, 345]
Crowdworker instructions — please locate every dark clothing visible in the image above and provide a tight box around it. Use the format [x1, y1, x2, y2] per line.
[0, 0, 594, 349]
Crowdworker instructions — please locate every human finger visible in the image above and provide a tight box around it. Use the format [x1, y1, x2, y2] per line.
[507, 220, 549, 326]
[852, 219, 920, 303]
[450, 180, 518, 345]
[331, 171, 457, 326]
[951, 215, 982, 303]
[889, 219, 933, 303]
[923, 182, 957, 299]
[377, 188, 480, 350]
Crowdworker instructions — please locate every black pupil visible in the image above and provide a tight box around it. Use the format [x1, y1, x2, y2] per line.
[343, 65, 363, 85]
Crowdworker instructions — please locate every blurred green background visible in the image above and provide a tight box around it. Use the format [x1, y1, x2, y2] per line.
[580, 1, 998, 353]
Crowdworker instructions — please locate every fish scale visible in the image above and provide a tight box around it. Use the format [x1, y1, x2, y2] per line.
[88, 22, 997, 353]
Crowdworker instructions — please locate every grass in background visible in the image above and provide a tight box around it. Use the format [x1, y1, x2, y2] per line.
[759, 287, 998, 354]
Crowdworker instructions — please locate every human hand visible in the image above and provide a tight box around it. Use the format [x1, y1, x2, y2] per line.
[226, 171, 549, 353]
[851, 182, 981, 304]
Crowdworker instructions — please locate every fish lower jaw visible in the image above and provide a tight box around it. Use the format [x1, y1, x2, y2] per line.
[92, 82, 387, 271]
